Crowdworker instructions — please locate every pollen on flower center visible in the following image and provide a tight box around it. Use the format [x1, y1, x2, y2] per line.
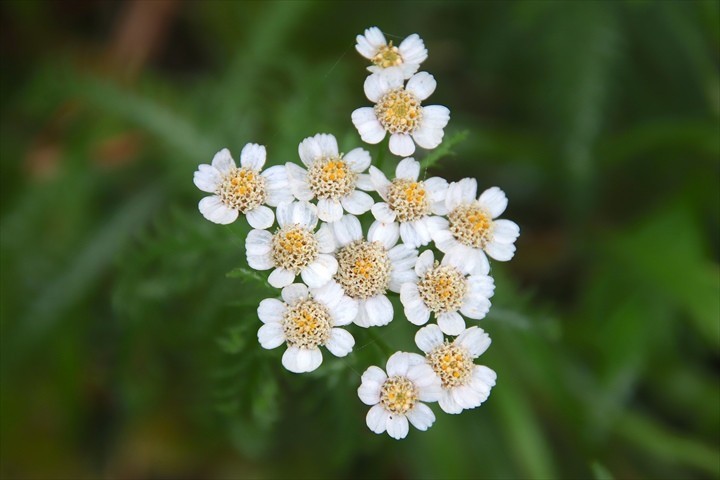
[387, 179, 430, 222]
[307, 157, 357, 200]
[374, 88, 423, 135]
[448, 203, 493, 248]
[417, 263, 467, 314]
[271, 225, 319, 273]
[428, 343, 474, 388]
[282, 298, 332, 349]
[380, 376, 418, 415]
[217, 167, 267, 213]
[372, 42, 403, 68]
[335, 240, 391, 299]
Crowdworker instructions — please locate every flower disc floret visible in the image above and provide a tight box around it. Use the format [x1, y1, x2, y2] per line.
[387, 178, 430, 222]
[448, 203, 492, 249]
[271, 225, 319, 273]
[428, 342, 474, 389]
[373, 42, 403, 68]
[417, 264, 468, 314]
[380, 376, 418, 415]
[217, 167, 267, 213]
[307, 157, 358, 200]
[335, 240, 391, 299]
[282, 298, 332, 349]
[374, 88, 423, 135]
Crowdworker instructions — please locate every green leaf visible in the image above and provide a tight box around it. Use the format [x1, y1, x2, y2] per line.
[420, 130, 469, 170]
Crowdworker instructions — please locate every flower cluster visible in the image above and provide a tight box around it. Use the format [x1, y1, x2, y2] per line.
[193, 27, 520, 440]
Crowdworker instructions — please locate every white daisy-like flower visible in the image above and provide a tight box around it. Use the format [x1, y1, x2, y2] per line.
[193, 144, 292, 227]
[245, 201, 338, 289]
[369, 157, 448, 248]
[355, 27, 428, 79]
[358, 352, 442, 440]
[329, 214, 418, 328]
[257, 283, 357, 374]
[400, 250, 494, 336]
[351, 69, 450, 157]
[433, 180, 520, 274]
[415, 324, 496, 414]
[285, 133, 375, 223]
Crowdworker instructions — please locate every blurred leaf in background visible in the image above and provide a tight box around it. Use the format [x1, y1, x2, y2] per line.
[1, 1, 718, 479]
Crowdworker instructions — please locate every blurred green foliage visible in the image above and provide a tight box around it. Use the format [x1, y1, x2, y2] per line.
[1, 1, 718, 479]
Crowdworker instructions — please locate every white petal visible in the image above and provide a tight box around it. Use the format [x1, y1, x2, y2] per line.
[474, 365, 498, 388]
[386, 415, 409, 440]
[485, 241, 516, 262]
[257, 323, 285, 349]
[386, 351, 411, 377]
[364, 70, 403, 102]
[246, 205, 274, 229]
[442, 247, 476, 275]
[211, 148, 235, 173]
[358, 366, 386, 405]
[355, 33, 378, 59]
[415, 250, 435, 276]
[333, 214, 363, 247]
[438, 390, 463, 414]
[301, 254, 338, 288]
[315, 223, 336, 253]
[438, 311, 465, 336]
[388, 244, 419, 271]
[316, 133, 339, 158]
[351, 108, 386, 144]
[412, 126, 445, 150]
[317, 198, 344, 222]
[432, 228, 458, 253]
[246, 229, 272, 255]
[371, 202, 397, 223]
[284, 163, 314, 201]
[455, 326, 491, 358]
[363, 295, 394, 327]
[467, 275, 495, 299]
[198, 196, 238, 225]
[406, 402, 435, 431]
[331, 295, 359, 326]
[356, 173, 374, 191]
[275, 201, 293, 228]
[493, 219, 520, 244]
[415, 324, 445, 354]
[239, 143, 266, 170]
[298, 135, 323, 167]
[368, 220, 399, 250]
[281, 283, 309, 304]
[193, 164, 220, 193]
[399, 222, 424, 248]
[478, 186, 508, 218]
[460, 297, 491, 320]
[389, 133, 416, 157]
[446, 178, 477, 211]
[325, 328, 355, 357]
[268, 268, 295, 288]
[263, 166, 293, 206]
[403, 295, 431, 326]
[310, 280, 344, 311]
[282, 346, 322, 373]
[406, 72, 436, 101]
[389, 267, 419, 293]
[398, 34, 428, 65]
[344, 148, 371, 172]
[395, 157, 420, 181]
[341, 191, 374, 216]
[292, 201, 318, 230]
[246, 253, 273, 270]
[419, 105, 450, 129]
[368, 166, 391, 199]
[257, 298, 285, 324]
[366, 404, 390, 434]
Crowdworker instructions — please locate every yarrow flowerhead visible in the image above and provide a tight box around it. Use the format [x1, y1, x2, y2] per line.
[433, 180, 520, 274]
[193, 144, 292, 227]
[369, 157, 448, 248]
[351, 69, 450, 157]
[285, 133, 375, 223]
[257, 283, 356, 373]
[415, 324, 496, 414]
[358, 352, 442, 439]
[355, 27, 428, 79]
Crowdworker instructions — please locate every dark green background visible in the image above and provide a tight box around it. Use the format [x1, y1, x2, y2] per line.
[1, 1, 718, 479]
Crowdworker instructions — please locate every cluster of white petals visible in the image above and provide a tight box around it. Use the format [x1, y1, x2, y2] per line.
[191, 26, 521, 441]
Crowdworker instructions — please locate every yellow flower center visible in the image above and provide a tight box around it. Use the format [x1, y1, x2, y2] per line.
[372, 42, 403, 68]
[307, 157, 357, 200]
[374, 88, 423, 135]
[282, 298, 331, 349]
[387, 179, 430, 222]
[448, 203, 493, 249]
[417, 264, 467, 314]
[380, 376, 418, 415]
[217, 167, 266, 213]
[271, 225, 319, 273]
[335, 240, 391, 299]
[428, 343, 473, 389]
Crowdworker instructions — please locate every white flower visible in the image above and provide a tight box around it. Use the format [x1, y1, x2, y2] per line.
[433, 180, 520, 274]
[369, 157, 448, 248]
[193, 144, 292, 227]
[330, 214, 418, 328]
[355, 27, 428, 79]
[351, 70, 450, 157]
[245, 201, 338, 289]
[285, 133, 375, 223]
[400, 250, 494, 336]
[415, 324, 496, 414]
[257, 283, 357, 374]
[358, 352, 441, 440]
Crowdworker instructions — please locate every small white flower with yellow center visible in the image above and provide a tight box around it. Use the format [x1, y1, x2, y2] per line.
[433, 180, 520, 274]
[285, 133, 375, 222]
[415, 324, 496, 414]
[355, 27, 428, 80]
[257, 283, 357, 374]
[330, 214, 418, 327]
[193, 144, 292, 228]
[401, 250, 494, 336]
[245, 201, 337, 289]
[358, 352, 441, 440]
[369, 157, 448, 248]
[351, 69, 450, 157]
